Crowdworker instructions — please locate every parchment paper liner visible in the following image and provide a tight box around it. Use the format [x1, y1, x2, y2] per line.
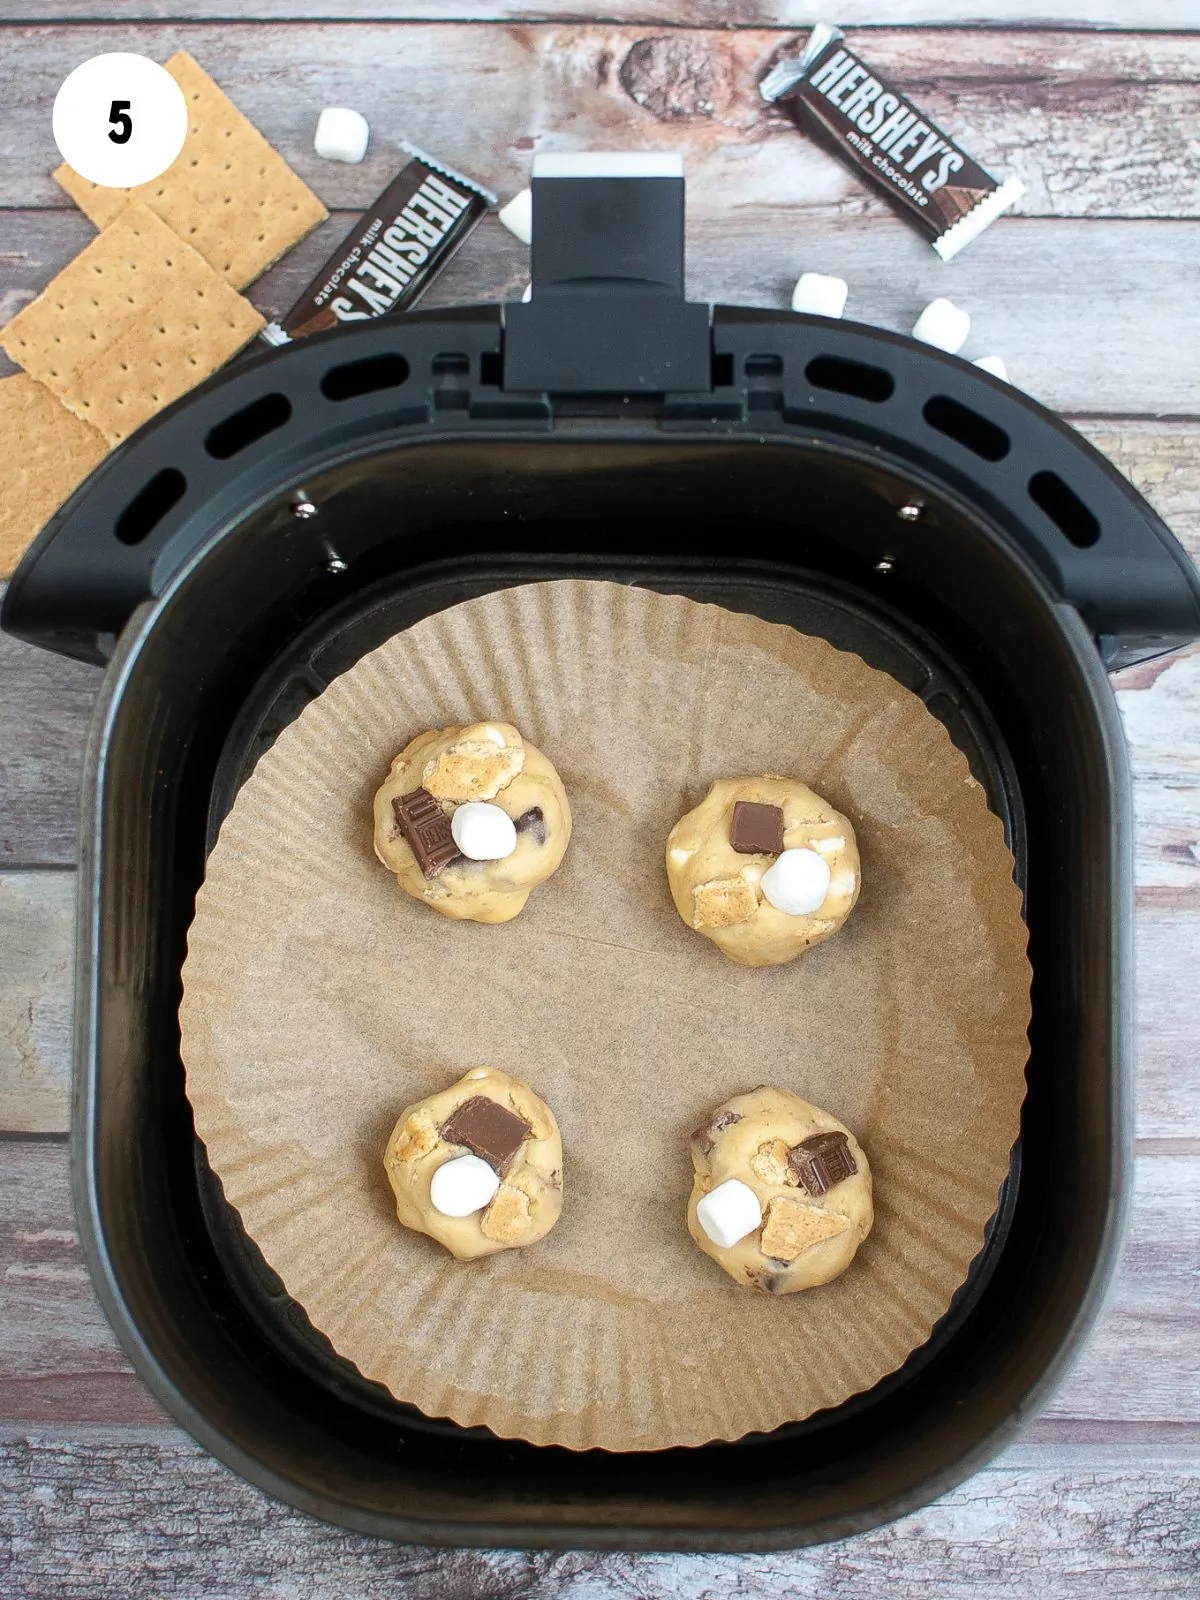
[180, 580, 1031, 1451]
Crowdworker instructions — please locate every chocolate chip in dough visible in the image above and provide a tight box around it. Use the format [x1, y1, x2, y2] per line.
[690, 1107, 743, 1156]
[514, 806, 546, 845]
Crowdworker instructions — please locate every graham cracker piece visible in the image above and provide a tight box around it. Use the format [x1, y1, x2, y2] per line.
[0, 201, 265, 445]
[692, 876, 758, 929]
[761, 1196, 851, 1263]
[54, 50, 327, 290]
[481, 1184, 533, 1244]
[0, 374, 108, 575]
[423, 738, 525, 804]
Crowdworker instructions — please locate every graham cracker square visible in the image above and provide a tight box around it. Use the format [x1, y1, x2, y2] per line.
[0, 373, 108, 576]
[0, 201, 265, 445]
[54, 50, 327, 290]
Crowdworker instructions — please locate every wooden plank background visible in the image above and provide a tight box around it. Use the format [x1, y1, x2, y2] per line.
[1, 5, 1198, 1595]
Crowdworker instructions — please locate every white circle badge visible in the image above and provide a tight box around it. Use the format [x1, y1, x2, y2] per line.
[52, 53, 189, 188]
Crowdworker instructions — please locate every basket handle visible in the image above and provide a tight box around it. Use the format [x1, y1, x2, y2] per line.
[502, 152, 711, 395]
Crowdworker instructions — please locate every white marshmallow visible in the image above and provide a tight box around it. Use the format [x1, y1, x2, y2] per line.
[430, 1153, 500, 1217]
[912, 297, 971, 354]
[791, 272, 848, 319]
[313, 107, 370, 165]
[696, 1179, 763, 1249]
[521, 283, 532, 303]
[499, 188, 533, 245]
[760, 848, 832, 917]
[972, 354, 1009, 382]
[451, 801, 518, 861]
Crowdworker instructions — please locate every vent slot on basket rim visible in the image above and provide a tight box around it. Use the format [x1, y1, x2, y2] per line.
[205, 392, 293, 461]
[1029, 469, 1101, 548]
[806, 354, 895, 403]
[320, 353, 411, 402]
[115, 467, 186, 547]
[923, 394, 1010, 463]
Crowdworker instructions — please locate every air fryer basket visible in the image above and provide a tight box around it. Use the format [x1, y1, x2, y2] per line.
[6, 168, 1200, 1549]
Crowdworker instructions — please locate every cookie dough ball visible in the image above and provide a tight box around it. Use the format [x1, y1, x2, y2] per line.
[687, 1087, 872, 1293]
[374, 721, 571, 924]
[666, 776, 859, 967]
[384, 1066, 563, 1260]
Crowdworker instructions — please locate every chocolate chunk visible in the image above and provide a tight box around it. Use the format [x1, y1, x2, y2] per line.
[761, 24, 1022, 262]
[392, 787, 462, 878]
[690, 1107, 743, 1156]
[440, 1095, 532, 1175]
[514, 806, 546, 845]
[788, 1131, 857, 1197]
[730, 801, 785, 856]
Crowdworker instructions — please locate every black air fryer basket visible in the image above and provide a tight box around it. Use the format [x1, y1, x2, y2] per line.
[6, 166, 1199, 1550]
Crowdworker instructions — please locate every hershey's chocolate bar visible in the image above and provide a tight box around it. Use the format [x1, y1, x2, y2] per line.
[788, 1130, 857, 1196]
[392, 786, 462, 878]
[761, 24, 1022, 261]
[263, 143, 496, 344]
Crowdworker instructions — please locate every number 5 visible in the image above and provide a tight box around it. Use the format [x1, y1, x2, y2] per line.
[108, 100, 132, 145]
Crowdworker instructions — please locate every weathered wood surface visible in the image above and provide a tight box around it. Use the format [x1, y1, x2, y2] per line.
[2, 27, 1200, 218]
[0, 1428, 1197, 1598]
[4, 207, 1200, 415]
[10, 3, 1200, 29]
[0, 875, 73, 1135]
[0, 609, 98, 868]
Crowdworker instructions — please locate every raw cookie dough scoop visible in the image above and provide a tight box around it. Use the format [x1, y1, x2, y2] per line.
[384, 1066, 563, 1260]
[666, 776, 860, 966]
[688, 1086, 873, 1293]
[374, 720, 571, 923]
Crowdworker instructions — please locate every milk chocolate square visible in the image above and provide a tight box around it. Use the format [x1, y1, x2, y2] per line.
[392, 786, 462, 877]
[788, 1131, 857, 1196]
[730, 801, 785, 856]
[440, 1095, 531, 1174]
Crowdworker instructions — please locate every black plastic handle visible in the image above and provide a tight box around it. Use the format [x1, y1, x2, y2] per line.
[503, 153, 711, 394]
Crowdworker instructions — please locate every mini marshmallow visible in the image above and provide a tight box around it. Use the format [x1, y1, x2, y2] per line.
[499, 188, 533, 245]
[791, 272, 848, 319]
[430, 1153, 501, 1218]
[696, 1179, 763, 1249]
[912, 297, 971, 355]
[761, 848, 832, 917]
[313, 107, 370, 165]
[451, 801, 518, 861]
[973, 354, 1009, 382]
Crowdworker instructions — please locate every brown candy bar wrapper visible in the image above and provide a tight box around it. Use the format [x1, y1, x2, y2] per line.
[263, 143, 496, 345]
[180, 581, 1030, 1451]
[761, 24, 1023, 261]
